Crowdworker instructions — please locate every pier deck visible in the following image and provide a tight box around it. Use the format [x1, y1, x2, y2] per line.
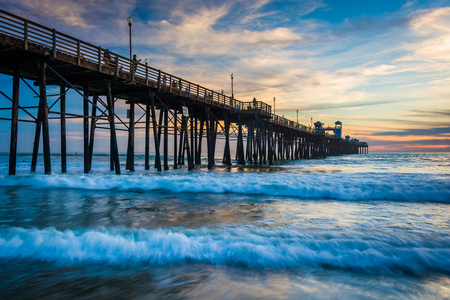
[0, 9, 368, 175]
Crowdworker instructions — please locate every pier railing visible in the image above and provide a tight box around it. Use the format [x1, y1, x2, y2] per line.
[0, 9, 328, 136]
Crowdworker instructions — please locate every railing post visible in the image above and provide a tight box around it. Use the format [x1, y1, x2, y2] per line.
[76, 40, 81, 65]
[115, 56, 119, 76]
[179, 78, 182, 96]
[157, 70, 161, 91]
[196, 85, 199, 101]
[52, 29, 56, 59]
[97, 46, 102, 72]
[23, 20, 28, 50]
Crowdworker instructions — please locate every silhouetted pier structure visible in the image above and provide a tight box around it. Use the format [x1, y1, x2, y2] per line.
[0, 9, 368, 175]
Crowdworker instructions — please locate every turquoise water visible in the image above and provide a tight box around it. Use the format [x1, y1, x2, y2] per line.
[0, 152, 449, 299]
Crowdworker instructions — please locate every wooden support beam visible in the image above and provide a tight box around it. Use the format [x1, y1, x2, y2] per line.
[105, 78, 120, 174]
[40, 61, 51, 175]
[173, 108, 178, 169]
[237, 116, 245, 165]
[149, 90, 161, 171]
[212, 119, 218, 165]
[178, 113, 185, 165]
[9, 65, 20, 175]
[190, 115, 194, 167]
[31, 92, 42, 172]
[88, 93, 97, 171]
[268, 122, 273, 165]
[157, 108, 163, 153]
[185, 108, 193, 170]
[83, 80, 89, 173]
[223, 112, 231, 166]
[126, 95, 135, 171]
[164, 108, 169, 170]
[206, 107, 214, 169]
[145, 98, 150, 170]
[194, 117, 198, 165]
[60, 83, 67, 173]
[196, 118, 204, 165]
[256, 123, 262, 165]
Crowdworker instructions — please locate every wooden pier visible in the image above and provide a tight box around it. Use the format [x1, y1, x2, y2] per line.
[0, 9, 368, 175]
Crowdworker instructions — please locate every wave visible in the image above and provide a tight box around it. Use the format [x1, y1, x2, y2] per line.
[0, 172, 449, 202]
[1, 226, 449, 276]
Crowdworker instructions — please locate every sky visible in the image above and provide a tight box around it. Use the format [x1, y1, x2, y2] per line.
[0, 0, 449, 152]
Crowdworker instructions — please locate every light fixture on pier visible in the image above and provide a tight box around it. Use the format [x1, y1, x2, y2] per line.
[145, 58, 148, 65]
[231, 73, 234, 99]
[273, 97, 276, 114]
[127, 16, 133, 60]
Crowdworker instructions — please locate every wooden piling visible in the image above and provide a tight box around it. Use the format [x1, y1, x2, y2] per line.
[173, 108, 178, 169]
[126, 96, 135, 171]
[196, 118, 204, 165]
[83, 80, 89, 173]
[145, 98, 150, 170]
[105, 78, 120, 174]
[237, 116, 245, 165]
[164, 108, 169, 170]
[223, 112, 231, 166]
[39, 61, 51, 174]
[9, 65, 19, 175]
[60, 83, 67, 173]
[149, 90, 161, 171]
[88, 93, 97, 171]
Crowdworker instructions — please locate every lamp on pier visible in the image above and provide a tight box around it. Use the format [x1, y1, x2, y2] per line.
[127, 16, 133, 60]
[273, 97, 276, 114]
[145, 58, 148, 65]
[230, 73, 234, 99]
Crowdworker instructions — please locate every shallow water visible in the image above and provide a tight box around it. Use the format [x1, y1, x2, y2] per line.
[0, 152, 449, 299]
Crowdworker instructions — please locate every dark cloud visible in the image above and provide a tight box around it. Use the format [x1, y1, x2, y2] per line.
[365, 138, 450, 148]
[410, 109, 450, 118]
[371, 127, 450, 136]
[297, 98, 407, 111]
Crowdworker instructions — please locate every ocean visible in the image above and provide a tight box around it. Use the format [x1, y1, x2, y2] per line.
[0, 152, 449, 299]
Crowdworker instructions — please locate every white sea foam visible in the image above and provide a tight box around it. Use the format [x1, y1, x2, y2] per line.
[0, 172, 449, 202]
[0, 226, 449, 276]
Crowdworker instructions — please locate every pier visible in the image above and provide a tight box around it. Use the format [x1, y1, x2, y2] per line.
[0, 9, 368, 175]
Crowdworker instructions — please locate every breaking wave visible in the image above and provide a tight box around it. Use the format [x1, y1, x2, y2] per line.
[0, 226, 449, 276]
[0, 172, 449, 202]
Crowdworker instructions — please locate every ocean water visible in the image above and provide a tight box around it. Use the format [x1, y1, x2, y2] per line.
[0, 152, 449, 299]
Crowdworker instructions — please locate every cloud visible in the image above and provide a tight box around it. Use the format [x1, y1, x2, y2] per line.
[371, 127, 450, 136]
[1, 0, 137, 45]
[142, 4, 307, 58]
[409, 109, 450, 118]
[396, 7, 450, 67]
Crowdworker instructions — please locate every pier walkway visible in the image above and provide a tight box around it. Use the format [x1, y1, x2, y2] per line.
[0, 9, 368, 174]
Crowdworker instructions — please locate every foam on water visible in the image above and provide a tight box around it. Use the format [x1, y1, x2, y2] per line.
[0, 172, 449, 202]
[1, 226, 449, 276]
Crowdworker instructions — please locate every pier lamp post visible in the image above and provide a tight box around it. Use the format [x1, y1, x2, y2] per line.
[145, 58, 148, 66]
[273, 97, 276, 114]
[297, 109, 298, 123]
[231, 73, 234, 99]
[127, 16, 133, 60]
